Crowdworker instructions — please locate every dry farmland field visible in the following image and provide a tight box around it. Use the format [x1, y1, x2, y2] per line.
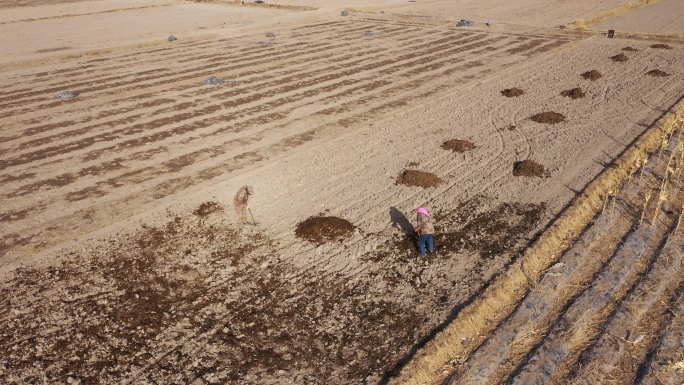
[1, 0, 684, 384]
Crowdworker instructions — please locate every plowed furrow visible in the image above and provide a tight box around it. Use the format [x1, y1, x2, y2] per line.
[3, 42, 363, 134]
[1, 32, 495, 171]
[568, 230, 684, 384]
[0, 34, 543, 253]
[0, 24, 378, 112]
[0, 68, 165, 109]
[7, 45, 383, 149]
[445, 214, 636, 384]
[0, 23, 368, 93]
[6, 43, 496, 201]
[2, 25, 434, 134]
[638, 289, 684, 385]
[507, 192, 683, 383]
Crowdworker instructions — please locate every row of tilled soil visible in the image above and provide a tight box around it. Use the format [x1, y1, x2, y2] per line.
[447, 132, 684, 384]
[393, 43, 683, 385]
[514, 125, 684, 385]
[1, 20, 569, 263]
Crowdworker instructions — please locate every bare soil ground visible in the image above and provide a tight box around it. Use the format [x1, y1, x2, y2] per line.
[440, 114, 684, 385]
[1, 0, 683, 384]
[593, 0, 684, 36]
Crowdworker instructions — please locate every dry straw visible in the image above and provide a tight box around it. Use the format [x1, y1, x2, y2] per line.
[640, 189, 653, 226]
[392, 101, 684, 385]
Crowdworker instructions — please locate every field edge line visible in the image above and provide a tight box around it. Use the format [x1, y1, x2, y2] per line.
[389, 99, 684, 385]
[567, 0, 661, 30]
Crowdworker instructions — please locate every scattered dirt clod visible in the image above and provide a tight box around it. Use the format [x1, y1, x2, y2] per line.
[501, 88, 525, 97]
[581, 70, 602, 81]
[441, 139, 476, 153]
[530, 111, 566, 124]
[650, 44, 672, 49]
[396, 170, 443, 188]
[560, 88, 585, 99]
[611, 53, 628, 62]
[295, 216, 355, 243]
[622, 46, 638, 51]
[647, 69, 669, 77]
[193, 201, 223, 217]
[513, 160, 545, 177]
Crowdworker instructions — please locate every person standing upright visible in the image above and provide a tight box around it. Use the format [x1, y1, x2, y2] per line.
[233, 185, 254, 228]
[415, 207, 435, 257]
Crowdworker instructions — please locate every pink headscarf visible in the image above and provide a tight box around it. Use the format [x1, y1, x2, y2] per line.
[417, 207, 431, 218]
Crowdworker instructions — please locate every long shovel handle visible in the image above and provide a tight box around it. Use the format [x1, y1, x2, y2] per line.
[248, 207, 257, 226]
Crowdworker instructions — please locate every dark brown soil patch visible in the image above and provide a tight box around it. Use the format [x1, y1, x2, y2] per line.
[622, 46, 638, 51]
[647, 69, 669, 77]
[385, 197, 547, 259]
[193, 201, 223, 217]
[530, 112, 566, 124]
[581, 70, 602, 81]
[560, 88, 585, 99]
[396, 169, 443, 188]
[650, 44, 672, 49]
[438, 199, 547, 258]
[441, 139, 476, 153]
[611, 53, 628, 62]
[513, 159, 545, 177]
[501, 88, 525, 97]
[1, 215, 425, 384]
[295, 216, 354, 243]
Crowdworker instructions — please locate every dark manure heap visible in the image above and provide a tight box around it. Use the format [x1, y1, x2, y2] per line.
[295, 216, 355, 243]
[513, 160, 545, 177]
[561, 88, 585, 99]
[441, 139, 476, 153]
[581, 70, 602, 81]
[611, 53, 628, 62]
[622, 46, 638, 51]
[530, 111, 566, 124]
[501, 88, 525, 97]
[650, 43, 672, 49]
[647, 69, 669, 77]
[396, 170, 443, 188]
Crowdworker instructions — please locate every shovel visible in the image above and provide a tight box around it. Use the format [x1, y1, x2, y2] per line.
[248, 207, 257, 226]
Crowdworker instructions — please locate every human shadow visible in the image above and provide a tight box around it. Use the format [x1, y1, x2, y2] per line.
[390, 206, 414, 234]
[390, 206, 418, 252]
[378, 93, 684, 385]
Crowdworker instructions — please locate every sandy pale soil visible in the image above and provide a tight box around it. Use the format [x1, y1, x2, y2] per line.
[346, 0, 636, 28]
[593, 0, 684, 36]
[1, 0, 683, 384]
[0, 0, 307, 66]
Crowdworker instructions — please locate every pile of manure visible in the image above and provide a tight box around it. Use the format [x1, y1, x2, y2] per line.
[501, 88, 525, 97]
[611, 53, 628, 62]
[441, 139, 476, 153]
[581, 70, 602, 81]
[396, 170, 443, 188]
[513, 160, 545, 177]
[647, 69, 669, 77]
[560, 88, 585, 99]
[295, 216, 354, 243]
[530, 111, 566, 124]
